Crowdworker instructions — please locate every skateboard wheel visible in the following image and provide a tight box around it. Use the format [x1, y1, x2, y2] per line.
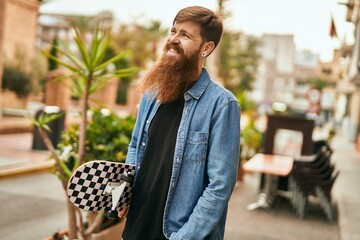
[104, 207, 119, 219]
[121, 173, 134, 184]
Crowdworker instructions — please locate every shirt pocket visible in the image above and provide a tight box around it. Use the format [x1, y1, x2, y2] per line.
[184, 131, 208, 163]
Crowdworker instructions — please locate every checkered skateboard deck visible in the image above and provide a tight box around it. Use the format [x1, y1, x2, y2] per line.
[67, 160, 135, 212]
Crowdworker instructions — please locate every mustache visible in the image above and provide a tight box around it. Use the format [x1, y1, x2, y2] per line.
[163, 42, 184, 55]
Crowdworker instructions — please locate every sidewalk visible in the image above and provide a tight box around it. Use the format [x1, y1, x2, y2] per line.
[331, 134, 360, 240]
[0, 118, 359, 239]
[0, 132, 54, 177]
[0, 117, 55, 176]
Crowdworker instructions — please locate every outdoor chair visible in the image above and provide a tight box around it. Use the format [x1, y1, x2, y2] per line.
[298, 171, 339, 221]
[293, 147, 330, 169]
[288, 152, 338, 222]
[293, 151, 332, 175]
[313, 139, 333, 154]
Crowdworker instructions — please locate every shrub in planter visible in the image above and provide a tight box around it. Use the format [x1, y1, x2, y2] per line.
[57, 108, 135, 171]
[33, 27, 137, 240]
[2, 64, 33, 99]
[43, 108, 135, 239]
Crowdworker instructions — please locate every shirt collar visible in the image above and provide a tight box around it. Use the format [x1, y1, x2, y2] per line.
[185, 68, 211, 100]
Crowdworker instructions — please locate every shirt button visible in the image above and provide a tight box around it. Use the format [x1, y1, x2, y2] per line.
[146, 120, 150, 124]
[142, 142, 146, 147]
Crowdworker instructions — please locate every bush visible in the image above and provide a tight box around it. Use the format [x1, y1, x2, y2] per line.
[2, 64, 33, 98]
[240, 123, 263, 160]
[57, 108, 136, 173]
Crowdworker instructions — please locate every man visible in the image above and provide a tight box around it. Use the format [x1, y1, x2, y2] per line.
[121, 6, 240, 240]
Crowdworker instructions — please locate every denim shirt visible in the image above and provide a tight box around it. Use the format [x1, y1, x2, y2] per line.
[125, 68, 241, 240]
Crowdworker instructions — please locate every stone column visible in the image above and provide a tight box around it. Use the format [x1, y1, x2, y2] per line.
[126, 81, 142, 116]
[44, 69, 71, 112]
[0, 0, 7, 118]
[91, 78, 118, 110]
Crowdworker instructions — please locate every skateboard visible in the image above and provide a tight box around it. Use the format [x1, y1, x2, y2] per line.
[67, 160, 136, 219]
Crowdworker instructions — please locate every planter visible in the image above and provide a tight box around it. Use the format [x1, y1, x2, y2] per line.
[92, 219, 125, 240]
[43, 229, 68, 240]
[237, 161, 245, 181]
[44, 220, 126, 240]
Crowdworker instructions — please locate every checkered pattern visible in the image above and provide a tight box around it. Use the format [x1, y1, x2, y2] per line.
[67, 161, 135, 211]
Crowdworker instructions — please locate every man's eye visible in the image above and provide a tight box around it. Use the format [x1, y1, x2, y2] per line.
[182, 33, 190, 39]
[170, 29, 176, 35]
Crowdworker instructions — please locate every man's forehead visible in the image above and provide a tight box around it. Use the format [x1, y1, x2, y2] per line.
[173, 21, 201, 35]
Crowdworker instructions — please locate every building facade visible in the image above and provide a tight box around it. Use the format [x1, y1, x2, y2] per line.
[250, 34, 321, 114]
[0, 0, 39, 87]
[250, 34, 296, 108]
[250, 33, 342, 123]
[1, 0, 39, 65]
[337, 0, 360, 142]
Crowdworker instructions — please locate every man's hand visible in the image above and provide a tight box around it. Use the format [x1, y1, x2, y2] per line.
[118, 205, 129, 218]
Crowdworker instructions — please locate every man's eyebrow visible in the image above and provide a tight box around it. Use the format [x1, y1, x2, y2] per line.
[171, 27, 194, 37]
[179, 29, 195, 38]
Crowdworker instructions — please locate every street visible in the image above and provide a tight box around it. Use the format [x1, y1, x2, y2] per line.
[0, 169, 340, 240]
[0, 172, 67, 239]
[2, 131, 357, 240]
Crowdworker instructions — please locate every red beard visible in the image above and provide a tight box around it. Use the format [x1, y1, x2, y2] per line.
[139, 42, 201, 103]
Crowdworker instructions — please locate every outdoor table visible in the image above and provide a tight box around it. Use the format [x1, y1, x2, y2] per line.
[243, 153, 294, 211]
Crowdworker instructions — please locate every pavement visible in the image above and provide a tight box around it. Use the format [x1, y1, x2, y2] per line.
[0, 116, 359, 240]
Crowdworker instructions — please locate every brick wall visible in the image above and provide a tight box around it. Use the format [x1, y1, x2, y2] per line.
[44, 69, 70, 111]
[91, 78, 118, 110]
[2, 0, 39, 63]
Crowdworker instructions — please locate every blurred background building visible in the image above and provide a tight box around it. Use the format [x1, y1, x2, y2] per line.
[337, 0, 360, 143]
[0, 0, 359, 147]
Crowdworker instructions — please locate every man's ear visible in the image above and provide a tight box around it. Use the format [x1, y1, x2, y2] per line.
[202, 41, 216, 57]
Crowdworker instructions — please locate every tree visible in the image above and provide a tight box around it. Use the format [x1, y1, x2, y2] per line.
[214, 0, 260, 94]
[34, 28, 137, 239]
[205, 0, 231, 84]
[47, 35, 59, 71]
[306, 77, 329, 91]
[112, 20, 168, 69]
[111, 20, 168, 104]
[219, 30, 260, 93]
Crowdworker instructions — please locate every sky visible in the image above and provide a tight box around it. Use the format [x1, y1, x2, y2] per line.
[40, 0, 355, 62]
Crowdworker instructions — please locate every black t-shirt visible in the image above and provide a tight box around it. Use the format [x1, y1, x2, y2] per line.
[122, 99, 184, 240]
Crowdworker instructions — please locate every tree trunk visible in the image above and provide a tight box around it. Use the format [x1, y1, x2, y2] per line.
[78, 76, 92, 164]
[66, 198, 78, 239]
[38, 127, 78, 237]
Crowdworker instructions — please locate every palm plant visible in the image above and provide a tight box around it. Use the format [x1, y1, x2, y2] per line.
[33, 28, 137, 239]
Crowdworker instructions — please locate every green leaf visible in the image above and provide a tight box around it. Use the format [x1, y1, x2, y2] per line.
[55, 43, 87, 71]
[48, 73, 75, 87]
[74, 28, 91, 69]
[71, 76, 86, 97]
[93, 51, 129, 73]
[89, 77, 111, 94]
[89, 30, 108, 66]
[46, 112, 63, 122]
[31, 112, 64, 133]
[91, 35, 110, 68]
[113, 67, 139, 77]
[42, 124, 52, 133]
[58, 160, 72, 178]
[41, 49, 81, 74]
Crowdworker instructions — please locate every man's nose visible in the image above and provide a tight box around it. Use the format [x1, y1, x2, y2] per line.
[168, 34, 180, 44]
